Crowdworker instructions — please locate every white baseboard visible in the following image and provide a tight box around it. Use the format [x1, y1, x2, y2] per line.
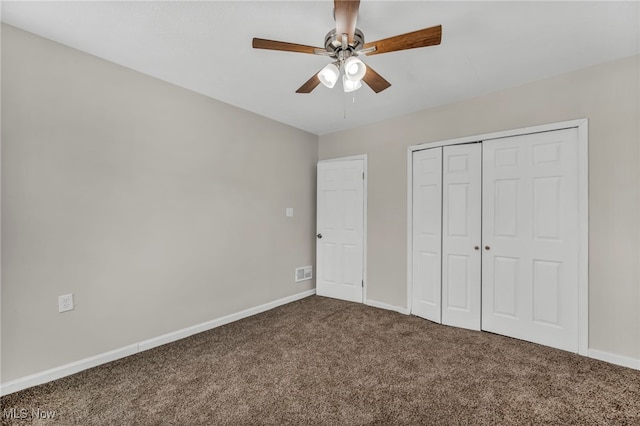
[366, 299, 410, 315]
[0, 344, 140, 397]
[588, 349, 640, 370]
[0, 289, 316, 396]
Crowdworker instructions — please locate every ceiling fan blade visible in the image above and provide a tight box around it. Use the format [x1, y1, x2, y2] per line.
[296, 73, 322, 94]
[252, 38, 321, 55]
[334, 0, 360, 44]
[362, 65, 391, 93]
[363, 25, 442, 56]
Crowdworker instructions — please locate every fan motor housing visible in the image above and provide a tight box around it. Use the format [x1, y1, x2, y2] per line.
[324, 28, 365, 59]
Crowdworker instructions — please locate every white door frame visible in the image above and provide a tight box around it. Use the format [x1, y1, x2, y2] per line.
[406, 119, 589, 356]
[318, 154, 368, 303]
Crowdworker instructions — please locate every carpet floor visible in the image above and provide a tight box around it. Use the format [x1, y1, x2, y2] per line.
[2, 295, 640, 425]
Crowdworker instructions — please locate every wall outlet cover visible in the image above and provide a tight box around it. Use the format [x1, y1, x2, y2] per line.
[58, 293, 74, 313]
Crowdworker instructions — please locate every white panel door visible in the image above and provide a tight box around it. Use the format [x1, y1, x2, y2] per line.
[482, 128, 579, 352]
[412, 148, 442, 322]
[442, 144, 482, 330]
[316, 159, 364, 303]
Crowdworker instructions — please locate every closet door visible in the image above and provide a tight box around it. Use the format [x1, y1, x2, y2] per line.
[441, 144, 482, 330]
[412, 147, 442, 323]
[482, 128, 579, 352]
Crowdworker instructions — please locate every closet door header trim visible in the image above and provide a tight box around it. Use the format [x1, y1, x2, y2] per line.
[408, 119, 587, 152]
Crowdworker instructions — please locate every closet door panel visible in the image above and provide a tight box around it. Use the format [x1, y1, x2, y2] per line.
[482, 129, 579, 352]
[412, 148, 442, 323]
[442, 144, 482, 330]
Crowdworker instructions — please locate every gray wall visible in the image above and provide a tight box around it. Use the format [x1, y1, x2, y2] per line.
[320, 55, 640, 361]
[1, 25, 318, 382]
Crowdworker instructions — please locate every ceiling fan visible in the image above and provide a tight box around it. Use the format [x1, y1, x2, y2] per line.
[252, 0, 442, 94]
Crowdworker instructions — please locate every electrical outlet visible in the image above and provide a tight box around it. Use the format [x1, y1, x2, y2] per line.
[58, 294, 74, 313]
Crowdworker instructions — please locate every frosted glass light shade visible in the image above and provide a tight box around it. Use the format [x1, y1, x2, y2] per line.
[343, 57, 366, 81]
[318, 63, 340, 88]
[343, 75, 362, 92]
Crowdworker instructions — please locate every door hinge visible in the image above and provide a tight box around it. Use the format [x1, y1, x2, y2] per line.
[362, 172, 365, 180]
[362, 280, 364, 287]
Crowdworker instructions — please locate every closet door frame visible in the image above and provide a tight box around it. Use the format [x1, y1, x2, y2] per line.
[406, 119, 589, 356]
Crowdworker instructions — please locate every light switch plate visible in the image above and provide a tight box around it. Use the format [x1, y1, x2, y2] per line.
[286, 208, 294, 217]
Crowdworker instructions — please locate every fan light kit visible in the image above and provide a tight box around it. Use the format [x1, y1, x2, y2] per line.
[317, 57, 366, 92]
[252, 0, 442, 94]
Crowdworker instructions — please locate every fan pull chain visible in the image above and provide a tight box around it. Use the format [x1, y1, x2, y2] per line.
[342, 90, 358, 119]
[342, 85, 357, 118]
[343, 90, 347, 119]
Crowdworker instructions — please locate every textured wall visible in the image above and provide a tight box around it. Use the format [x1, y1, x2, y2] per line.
[1, 25, 318, 382]
[320, 55, 640, 361]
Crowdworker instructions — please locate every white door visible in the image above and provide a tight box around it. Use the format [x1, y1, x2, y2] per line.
[316, 159, 364, 303]
[412, 148, 442, 322]
[441, 144, 482, 330]
[482, 128, 580, 352]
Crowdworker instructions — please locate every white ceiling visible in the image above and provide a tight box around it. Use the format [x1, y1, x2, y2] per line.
[2, 1, 639, 135]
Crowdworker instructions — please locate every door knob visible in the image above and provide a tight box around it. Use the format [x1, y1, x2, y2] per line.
[474, 246, 480, 250]
[317, 233, 323, 239]
[485, 246, 490, 250]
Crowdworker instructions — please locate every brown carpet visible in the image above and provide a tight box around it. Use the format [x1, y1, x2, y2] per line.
[2, 296, 640, 425]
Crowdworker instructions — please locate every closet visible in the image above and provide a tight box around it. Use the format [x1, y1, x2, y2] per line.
[411, 127, 582, 353]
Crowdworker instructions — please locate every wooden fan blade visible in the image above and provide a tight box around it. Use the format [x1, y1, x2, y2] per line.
[296, 73, 322, 94]
[334, 0, 360, 44]
[363, 25, 442, 56]
[362, 65, 391, 93]
[252, 38, 321, 55]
